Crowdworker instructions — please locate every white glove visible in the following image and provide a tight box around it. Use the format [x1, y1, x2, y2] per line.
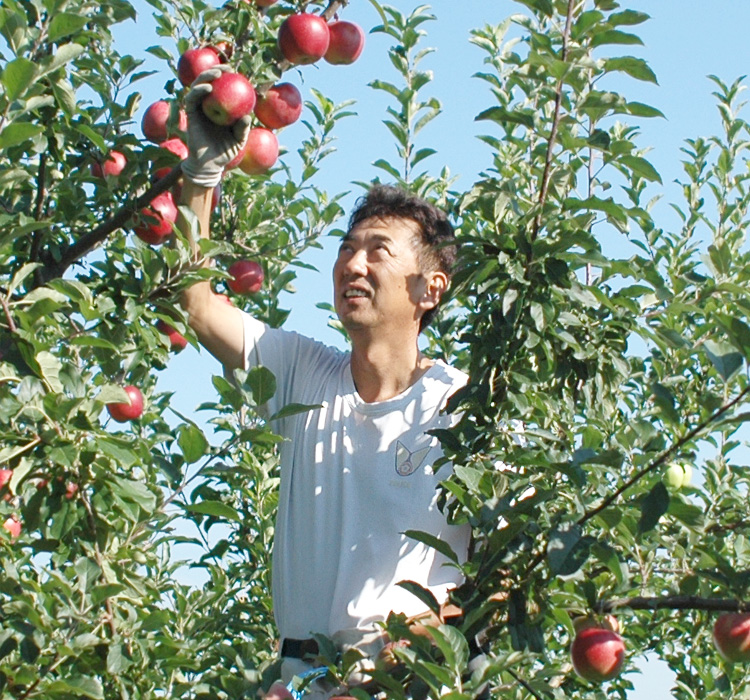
[181, 67, 252, 188]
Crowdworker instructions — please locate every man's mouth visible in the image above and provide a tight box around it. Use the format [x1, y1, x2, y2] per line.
[343, 289, 369, 298]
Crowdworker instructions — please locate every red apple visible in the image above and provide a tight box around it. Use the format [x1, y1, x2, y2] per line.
[228, 260, 264, 294]
[278, 14, 330, 65]
[3, 516, 21, 539]
[142, 101, 188, 143]
[264, 684, 293, 700]
[106, 385, 144, 422]
[211, 41, 234, 62]
[201, 72, 256, 126]
[254, 83, 302, 129]
[133, 191, 178, 245]
[713, 612, 750, 662]
[0, 468, 12, 490]
[324, 21, 365, 65]
[65, 482, 79, 500]
[238, 128, 279, 175]
[156, 320, 188, 351]
[571, 626, 625, 682]
[153, 138, 190, 180]
[91, 150, 127, 178]
[177, 47, 221, 88]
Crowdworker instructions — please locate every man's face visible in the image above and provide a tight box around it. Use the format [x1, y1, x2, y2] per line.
[332, 216, 441, 336]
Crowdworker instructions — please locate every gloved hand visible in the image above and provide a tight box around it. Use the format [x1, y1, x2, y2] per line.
[181, 67, 252, 188]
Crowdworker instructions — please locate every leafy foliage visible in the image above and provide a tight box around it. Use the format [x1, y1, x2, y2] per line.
[3, 0, 750, 699]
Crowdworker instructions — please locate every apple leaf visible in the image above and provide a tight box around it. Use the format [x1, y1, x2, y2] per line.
[0, 122, 43, 150]
[46, 677, 104, 699]
[638, 482, 670, 534]
[396, 580, 441, 616]
[186, 501, 241, 522]
[48, 12, 88, 42]
[704, 339, 744, 382]
[402, 529, 459, 563]
[245, 366, 277, 406]
[1, 57, 36, 101]
[177, 424, 208, 464]
[547, 523, 590, 576]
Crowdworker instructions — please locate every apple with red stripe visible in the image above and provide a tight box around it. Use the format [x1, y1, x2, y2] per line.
[324, 21, 365, 65]
[278, 13, 330, 65]
[142, 100, 187, 144]
[201, 72, 256, 127]
[133, 191, 178, 245]
[177, 47, 221, 88]
[91, 151, 127, 178]
[228, 260, 264, 294]
[255, 83, 302, 129]
[713, 612, 750, 663]
[106, 385, 144, 422]
[571, 623, 625, 682]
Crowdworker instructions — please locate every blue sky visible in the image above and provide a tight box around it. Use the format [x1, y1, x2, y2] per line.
[115, 1, 750, 695]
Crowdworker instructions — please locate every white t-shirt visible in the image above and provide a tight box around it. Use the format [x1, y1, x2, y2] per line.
[241, 312, 471, 642]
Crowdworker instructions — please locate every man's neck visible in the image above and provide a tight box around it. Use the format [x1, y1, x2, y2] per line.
[349, 335, 433, 403]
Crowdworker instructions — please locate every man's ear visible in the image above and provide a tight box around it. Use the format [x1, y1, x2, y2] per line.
[421, 270, 448, 310]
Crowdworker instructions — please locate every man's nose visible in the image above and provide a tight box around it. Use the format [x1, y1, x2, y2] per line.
[343, 248, 368, 276]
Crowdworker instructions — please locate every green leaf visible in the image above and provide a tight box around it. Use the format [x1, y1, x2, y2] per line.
[704, 339, 743, 381]
[638, 482, 670, 534]
[245, 365, 277, 405]
[75, 124, 107, 153]
[177, 424, 208, 464]
[604, 57, 658, 84]
[185, 501, 241, 522]
[110, 476, 157, 511]
[46, 677, 104, 699]
[590, 29, 644, 48]
[547, 523, 590, 576]
[48, 12, 88, 42]
[619, 155, 662, 183]
[475, 106, 534, 129]
[396, 580, 441, 615]
[427, 625, 469, 676]
[1, 57, 36, 101]
[0, 122, 43, 149]
[402, 529, 459, 563]
[37, 351, 63, 392]
[269, 403, 322, 421]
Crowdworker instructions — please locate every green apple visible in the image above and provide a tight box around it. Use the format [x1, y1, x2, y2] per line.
[664, 462, 692, 489]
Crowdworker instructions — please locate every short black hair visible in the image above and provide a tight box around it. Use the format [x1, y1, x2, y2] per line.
[347, 184, 457, 332]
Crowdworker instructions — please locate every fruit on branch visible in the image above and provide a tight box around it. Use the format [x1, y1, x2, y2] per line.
[278, 14, 330, 65]
[142, 101, 188, 143]
[154, 138, 190, 180]
[211, 41, 234, 62]
[177, 47, 221, 88]
[571, 626, 625, 682]
[106, 385, 144, 422]
[572, 614, 620, 635]
[156, 320, 188, 352]
[713, 612, 750, 662]
[201, 72, 256, 126]
[133, 191, 178, 245]
[228, 260, 264, 294]
[664, 462, 692, 489]
[238, 128, 279, 174]
[65, 482, 79, 500]
[0, 469, 12, 490]
[91, 151, 127, 178]
[254, 82, 302, 129]
[3, 516, 21, 539]
[324, 21, 365, 65]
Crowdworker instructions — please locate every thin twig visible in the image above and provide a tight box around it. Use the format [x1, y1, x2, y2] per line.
[531, 0, 575, 242]
[597, 595, 750, 614]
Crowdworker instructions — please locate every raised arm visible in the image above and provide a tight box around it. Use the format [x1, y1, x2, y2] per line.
[178, 69, 251, 371]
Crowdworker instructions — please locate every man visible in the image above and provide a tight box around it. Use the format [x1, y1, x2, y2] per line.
[178, 71, 470, 696]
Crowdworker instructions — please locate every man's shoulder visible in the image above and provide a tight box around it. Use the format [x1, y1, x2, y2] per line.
[430, 359, 469, 390]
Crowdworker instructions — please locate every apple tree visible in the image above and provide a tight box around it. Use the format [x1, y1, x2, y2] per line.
[0, 0, 356, 697]
[3, 0, 750, 699]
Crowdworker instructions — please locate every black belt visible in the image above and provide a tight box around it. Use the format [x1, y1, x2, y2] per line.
[281, 638, 320, 659]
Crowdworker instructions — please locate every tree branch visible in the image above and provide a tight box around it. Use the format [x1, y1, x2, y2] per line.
[597, 595, 750, 614]
[36, 165, 182, 287]
[579, 384, 750, 526]
[531, 0, 575, 242]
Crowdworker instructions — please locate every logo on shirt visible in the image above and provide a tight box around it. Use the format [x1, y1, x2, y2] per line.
[395, 441, 431, 477]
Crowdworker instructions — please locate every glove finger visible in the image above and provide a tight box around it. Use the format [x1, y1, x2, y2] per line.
[191, 65, 230, 87]
[232, 114, 253, 146]
[184, 83, 213, 114]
